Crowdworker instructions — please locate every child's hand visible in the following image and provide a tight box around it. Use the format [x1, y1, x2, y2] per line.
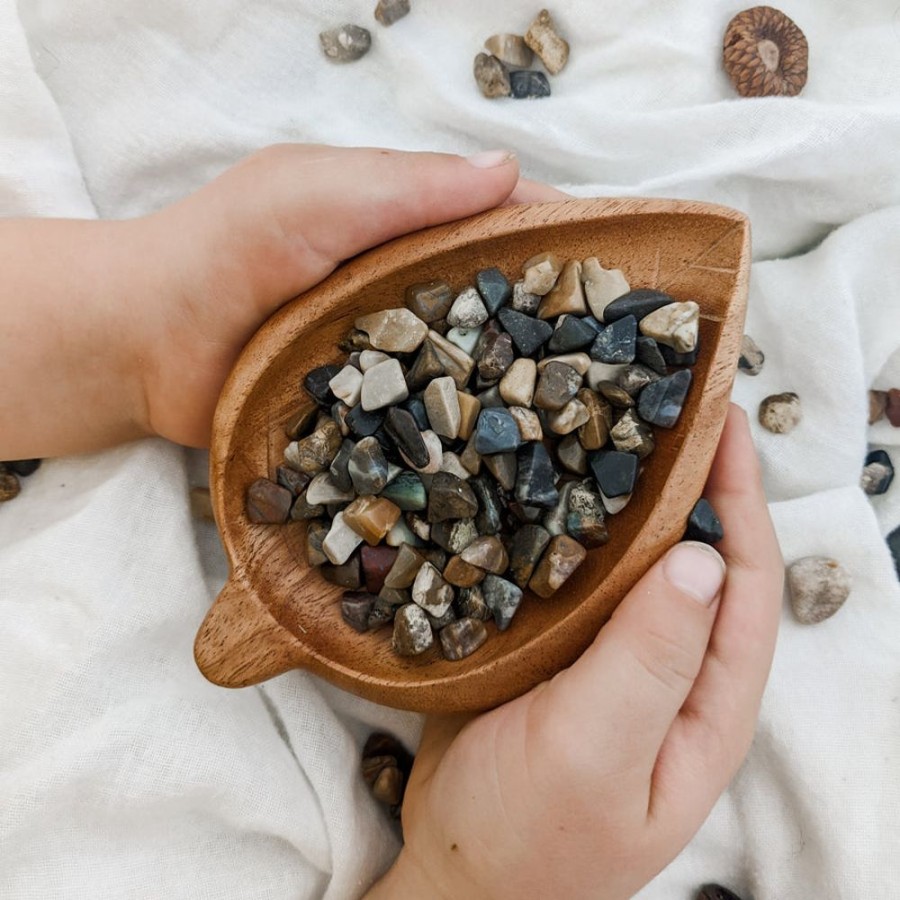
[0, 146, 561, 457]
[366, 406, 783, 900]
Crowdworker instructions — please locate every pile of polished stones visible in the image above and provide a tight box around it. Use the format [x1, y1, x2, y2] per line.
[246, 255, 702, 662]
[474, 10, 569, 99]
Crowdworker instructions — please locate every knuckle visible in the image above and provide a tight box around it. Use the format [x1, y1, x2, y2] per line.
[629, 627, 703, 695]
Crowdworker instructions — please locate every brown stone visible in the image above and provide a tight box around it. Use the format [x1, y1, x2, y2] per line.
[306, 520, 330, 566]
[537, 260, 587, 319]
[533, 361, 582, 411]
[383, 544, 426, 589]
[361, 545, 399, 594]
[439, 618, 489, 661]
[474, 53, 512, 99]
[457, 391, 482, 440]
[343, 496, 402, 545]
[529, 534, 587, 598]
[460, 535, 509, 574]
[524, 8, 570, 75]
[869, 389, 887, 424]
[577, 388, 612, 450]
[284, 419, 342, 475]
[443, 555, 487, 588]
[405, 280, 454, 322]
[484, 33, 533, 68]
[246, 477, 293, 524]
[886, 389, 900, 427]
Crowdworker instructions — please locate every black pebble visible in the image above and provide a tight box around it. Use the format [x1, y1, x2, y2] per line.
[346, 404, 384, 439]
[635, 336, 668, 375]
[498, 308, 553, 357]
[603, 289, 674, 323]
[5, 459, 42, 477]
[589, 450, 638, 498]
[548, 315, 598, 353]
[684, 498, 724, 544]
[864, 448, 894, 495]
[589, 315, 637, 364]
[638, 369, 692, 428]
[515, 443, 559, 509]
[304, 364, 341, 405]
[385, 408, 429, 469]
[400, 397, 430, 432]
[660, 340, 699, 367]
[888, 524, 900, 580]
[510, 70, 551, 98]
[476, 267, 512, 315]
[698, 886, 745, 900]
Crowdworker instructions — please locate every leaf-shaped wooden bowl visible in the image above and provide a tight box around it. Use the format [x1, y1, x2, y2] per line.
[195, 198, 750, 713]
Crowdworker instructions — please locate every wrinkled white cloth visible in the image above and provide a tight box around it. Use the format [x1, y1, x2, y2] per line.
[1, 1, 899, 898]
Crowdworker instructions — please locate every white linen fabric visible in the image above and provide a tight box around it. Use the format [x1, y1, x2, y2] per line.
[1, 1, 899, 897]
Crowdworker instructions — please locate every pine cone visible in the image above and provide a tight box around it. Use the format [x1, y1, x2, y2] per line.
[723, 6, 808, 97]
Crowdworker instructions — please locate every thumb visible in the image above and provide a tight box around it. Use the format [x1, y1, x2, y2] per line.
[160, 144, 521, 312]
[538, 541, 726, 778]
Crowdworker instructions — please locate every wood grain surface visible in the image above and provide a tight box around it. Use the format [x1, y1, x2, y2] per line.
[194, 198, 751, 712]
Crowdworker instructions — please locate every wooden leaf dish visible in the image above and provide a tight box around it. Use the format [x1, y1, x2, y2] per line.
[195, 198, 750, 713]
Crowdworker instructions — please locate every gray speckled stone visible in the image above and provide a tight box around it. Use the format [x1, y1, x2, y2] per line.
[788, 556, 852, 624]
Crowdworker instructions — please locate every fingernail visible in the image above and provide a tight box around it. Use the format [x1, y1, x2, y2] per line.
[663, 542, 726, 607]
[465, 150, 516, 169]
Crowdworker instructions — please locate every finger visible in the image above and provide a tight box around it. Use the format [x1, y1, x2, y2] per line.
[168, 144, 521, 305]
[650, 405, 783, 816]
[410, 713, 475, 788]
[533, 539, 726, 783]
[505, 178, 571, 204]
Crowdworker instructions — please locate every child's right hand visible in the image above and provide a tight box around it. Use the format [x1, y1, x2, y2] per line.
[366, 405, 783, 900]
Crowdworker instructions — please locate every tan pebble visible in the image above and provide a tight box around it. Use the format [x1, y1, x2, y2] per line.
[384, 543, 426, 589]
[443, 555, 486, 588]
[509, 406, 544, 442]
[323, 511, 365, 565]
[484, 33, 534, 68]
[427, 329, 476, 388]
[639, 301, 700, 353]
[759, 392, 802, 434]
[529, 534, 586, 598]
[342, 495, 402, 545]
[522, 251, 563, 296]
[460, 535, 509, 574]
[547, 398, 590, 435]
[499, 357, 537, 407]
[355, 308, 428, 353]
[524, 8, 570, 75]
[537, 260, 587, 319]
[473, 52, 512, 99]
[538, 352, 592, 376]
[457, 391, 482, 440]
[581, 257, 630, 321]
[577, 388, 612, 450]
[788, 556, 851, 624]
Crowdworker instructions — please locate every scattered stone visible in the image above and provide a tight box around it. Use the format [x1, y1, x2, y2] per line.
[538, 260, 586, 319]
[447, 287, 489, 330]
[454, 584, 492, 621]
[638, 369, 692, 428]
[341, 591, 376, 632]
[304, 364, 342, 406]
[499, 357, 538, 407]
[356, 308, 427, 353]
[530, 534, 587, 598]
[330, 439, 356, 492]
[538, 352, 592, 376]
[359, 350, 390, 372]
[482, 574, 523, 631]
[660, 340, 699, 367]
[360, 358, 409, 411]
[869, 389, 887, 425]
[484, 33, 534, 68]
[475, 408, 522, 455]
[540, 480, 574, 537]
[610, 409, 656, 458]
[533, 361, 582, 411]
[758, 392, 802, 434]
[404, 430, 443, 474]
[392, 603, 434, 656]
[384, 407, 428, 469]
[684, 498, 724, 544]
[411, 562, 454, 617]
[509, 406, 544, 442]
[576, 389, 612, 451]
[600, 490, 632, 515]
[617, 364, 660, 397]
[788, 556, 852, 625]
[321, 555, 363, 589]
[345, 437, 387, 495]
[290, 491, 326, 521]
[887, 389, 900, 427]
[581, 258, 630, 321]
[384, 543, 426, 590]
[346, 403, 385, 438]
[374, 0, 410, 27]
[595, 380, 635, 409]
[385, 516, 424, 548]
[635, 336, 668, 375]
[546, 398, 590, 435]
[427, 329, 476, 387]
[738, 334, 765, 375]
[508, 524, 552, 588]
[405, 340, 445, 392]
[603, 289, 674, 324]
[343, 496, 401, 545]
[476, 384, 505, 409]
[639, 301, 700, 353]
[448, 326, 483, 357]
[443, 555, 486, 588]
[861, 449, 894, 496]
[277, 465, 311, 496]
[474, 53, 512, 99]
[500, 308, 555, 359]
[246, 478, 293, 524]
[524, 8, 570, 75]
[590, 315, 637, 364]
[590, 450, 638, 498]
[515, 443, 559, 508]
[482, 451, 517, 491]
[522, 252, 563, 296]
[424, 376, 462, 439]
[511, 280, 541, 314]
[378, 471, 426, 512]
[405, 281, 453, 322]
[306, 520, 330, 566]
[319, 24, 372, 62]
[510, 70, 552, 99]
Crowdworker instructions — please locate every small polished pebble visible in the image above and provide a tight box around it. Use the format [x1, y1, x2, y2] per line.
[440, 452, 470, 483]
[522, 252, 562, 296]
[306, 520, 330, 566]
[319, 24, 372, 62]
[524, 8, 569, 75]
[557, 433, 589, 474]
[861, 449, 894, 496]
[323, 511, 365, 565]
[538, 352, 592, 376]
[635, 336, 668, 375]
[477, 332, 515, 382]
[511, 280, 541, 314]
[405, 280, 453, 322]
[378, 470, 426, 511]
[356, 308, 427, 353]
[427, 329, 476, 387]
[576, 389, 611, 451]
[475, 408, 522, 455]
[385, 516, 424, 547]
[392, 603, 434, 656]
[474, 52, 512, 98]
[403, 430, 443, 475]
[321, 556, 363, 589]
[548, 314, 597, 353]
[461, 535, 509, 574]
[330, 439, 356, 492]
[427, 473, 479, 523]
[304, 364, 342, 406]
[600, 489, 631, 515]
[515, 443, 559, 508]
[538, 260, 586, 319]
[307, 472, 355, 505]
[684, 498, 724, 544]
[374, 0, 409, 26]
[546, 398, 590, 435]
[290, 491, 325, 521]
[440, 617, 489, 661]
[595, 380, 635, 409]
[454, 584, 492, 621]
[758, 392, 802, 434]
[455, 391, 481, 440]
[869, 389, 888, 424]
[788, 556, 852, 624]
[411, 562, 454, 617]
[590, 450, 638, 498]
[506, 524, 551, 588]
[484, 33, 533, 68]
[639, 301, 700, 353]
[638, 369, 692, 428]
[359, 350, 390, 372]
[346, 437, 388, 495]
[533, 361, 582, 411]
[509, 68, 552, 98]
[530, 535, 587, 598]
[285, 419, 342, 475]
[509, 406, 544, 442]
[424, 376, 462, 439]
[590, 315, 637, 364]
[443, 556, 486, 588]
[277, 465, 310, 496]
[384, 407, 428, 469]
[430, 517, 478, 554]
[499, 308, 554, 357]
[246, 478, 293, 524]
[610, 409, 655, 459]
[738, 334, 765, 375]
[406, 340, 445, 391]
[343, 495, 401, 545]
[617, 364, 660, 397]
[477, 384, 504, 409]
[581, 258, 630, 321]
[361, 358, 409, 411]
[447, 326, 482, 357]
[541, 480, 574, 537]
[346, 403, 384, 438]
[341, 592, 376, 632]
[384, 543, 426, 590]
[328, 365, 363, 407]
[566, 480, 609, 548]
[475, 266, 512, 314]
[447, 287, 489, 329]
[499, 357, 538, 407]
[361, 545, 398, 594]
[465, 475, 500, 535]
[482, 574, 523, 631]
[603, 289, 673, 324]
[483, 451, 517, 492]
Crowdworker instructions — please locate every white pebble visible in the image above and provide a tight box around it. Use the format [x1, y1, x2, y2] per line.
[639, 301, 699, 353]
[386, 516, 424, 548]
[601, 490, 631, 515]
[581, 257, 630, 321]
[323, 511, 364, 564]
[359, 350, 390, 372]
[328, 365, 363, 407]
[447, 287, 489, 329]
[360, 358, 409, 411]
[446, 326, 483, 356]
[586, 361, 627, 391]
[306, 472, 355, 505]
[411, 562, 454, 617]
[440, 451, 471, 481]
